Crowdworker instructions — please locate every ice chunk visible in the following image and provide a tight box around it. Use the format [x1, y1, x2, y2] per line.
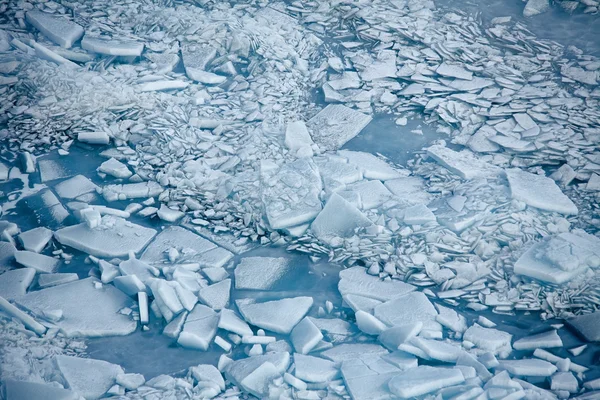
[163, 311, 187, 338]
[4, 379, 78, 400]
[338, 150, 402, 181]
[55, 176, 96, 201]
[17, 227, 53, 253]
[290, 317, 323, 354]
[141, 226, 216, 264]
[15, 250, 58, 273]
[513, 330, 563, 350]
[403, 204, 436, 225]
[15, 277, 136, 337]
[77, 131, 110, 145]
[113, 275, 145, 296]
[119, 257, 158, 285]
[98, 158, 132, 179]
[514, 232, 600, 284]
[311, 194, 372, 243]
[345, 180, 393, 210]
[384, 177, 432, 209]
[506, 169, 578, 215]
[436, 62, 473, 80]
[182, 45, 217, 81]
[0, 242, 16, 269]
[523, 0, 550, 16]
[177, 304, 219, 351]
[235, 257, 294, 290]
[198, 279, 230, 310]
[315, 155, 362, 186]
[567, 311, 600, 342]
[81, 35, 144, 56]
[25, 11, 83, 48]
[218, 308, 253, 337]
[190, 364, 224, 391]
[339, 266, 415, 302]
[499, 359, 557, 376]
[360, 50, 396, 81]
[388, 366, 465, 398]
[157, 204, 184, 222]
[0, 268, 35, 299]
[101, 182, 162, 201]
[294, 354, 339, 383]
[341, 357, 400, 400]
[427, 145, 502, 179]
[285, 120, 314, 156]
[356, 310, 387, 335]
[116, 373, 145, 390]
[307, 105, 372, 151]
[463, 324, 512, 356]
[412, 337, 464, 363]
[225, 352, 290, 397]
[374, 292, 440, 333]
[378, 322, 422, 350]
[551, 371, 578, 393]
[56, 355, 124, 400]
[237, 297, 313, 334]
[55, 216, 156, 258]
[38, 273, 78, 288]
[435, 304, 468, 333]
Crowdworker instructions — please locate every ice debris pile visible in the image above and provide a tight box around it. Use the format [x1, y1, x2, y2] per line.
[0, 0, 600, 398]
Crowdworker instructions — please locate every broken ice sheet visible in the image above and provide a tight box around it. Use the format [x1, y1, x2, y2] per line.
[306, 105, 373, 151]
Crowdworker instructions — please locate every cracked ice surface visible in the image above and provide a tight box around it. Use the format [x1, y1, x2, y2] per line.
[0, 0, 599, 399]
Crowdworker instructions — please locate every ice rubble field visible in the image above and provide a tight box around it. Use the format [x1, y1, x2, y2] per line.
[1, 0, 600, 399]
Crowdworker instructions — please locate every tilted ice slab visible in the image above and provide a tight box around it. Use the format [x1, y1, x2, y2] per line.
[514, 232, 600, 284]
[311, 193, 373, 243]
[15, 277, 136, 337]
[235, 257, 294, 290]
[225, 352, 290, 398]
[388, 366, 465, 398]
[374, 292, 441, 333]
[0, 268, 35, 300]
[384, 176, 432, 209]
[513, 330, 563, 350]
[81, 35, 144, 57]
[17, 226, 53, 253]
[237, 297, 313, 334]
[505, 168, 578, 215]
[567, 311, 600, 342]
[25, 11, 83, 48]
[56, 355, 124, 400]
[177, 304, 219, 351]
[427, 145, 502, 179]
[54, 216, 156, 258]
[306, 105, 372, 151]
[338, 266, 415, 302]
[338, 150, 403, 181]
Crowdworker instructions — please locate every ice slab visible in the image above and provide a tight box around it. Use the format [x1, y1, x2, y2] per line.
[218, 308, 253, 337]
[294, 354, 339, 383]
[314, 155, 362, 186]
[285, 120, 314, 156]
[384, 177, 432, 208]
[18, 227, 53, 253]
[98, 158, 132, 179]
[378, 322, 422, 351]
[388, 366, 465, 398]
[37, 273, 78, 288]
[341, 357, 399, 400]
[177, 304, 219, 351]
[235, 257, 294, 290]
[55, 216, 156, 258]
[345, 180, 393, 210]
[56, 355, 124, 400]
[141, 226, 219, 264]
[4, 379, 78, 400]
[225, 352, 290, 398]
[567, 311, 600, 342]
[427, 145, 502, 179]
[15, 277, 136, 337]
[403, 203, 436, 225]
[338, 150, 402, 181]
[0, 242, 16, 270]
[321, 343, 389, 363]
[290, 317, 323, 354]
[182, 45, 217, 81]
[15, 250, 58, 273]
[198, 279, 230, 310]
[499, 359, 557, 377]
[25, 11, 83, 48]
[436, 62, 473, 80]
[81, 35, 144, 56]
[523, 0, 550, 16]
[551, 371, 578, 393]
[374, 292, 440, 332]
[307, 105, 372, 151]
[506, 168, 578, 215]
[514, 232, 600, 284]
[101, 182, 162, 201]
[513, 330, 563, 351]
[338, 266, 415, 302]
[463, 324, 512, 356]
[237, 297, 313, 334]
[0, 268, 35, 299]
[311, 193, 372, 243]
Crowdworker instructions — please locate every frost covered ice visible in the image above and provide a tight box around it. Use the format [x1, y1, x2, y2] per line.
[0, 0, 600, 398]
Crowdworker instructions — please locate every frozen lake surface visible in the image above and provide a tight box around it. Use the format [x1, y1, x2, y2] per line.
[0, 0, 599, 399]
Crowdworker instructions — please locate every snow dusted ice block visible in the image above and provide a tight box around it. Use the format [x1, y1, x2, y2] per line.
[15, 250, 58, 273]
[56, 355, 124, 400]
[374, 292, 440, 333]
[384, 176, 432, 209]
[463, 324, 512, 356]
[338, 266, 415, 302]
[182, 45, 217, 81]
[54, 216, 156, 258]
[25, 11, 83, 48]
[81, 35, 144, 57]
[290, 317, 323, 354]
[16, 278, 136, 337]
[0, 268, 35, 299]
[237, 297, 313, 334]
[261, 158, 322, 230]
[311, 193, 372, 243]
[225, 352, 290, 398]
[427, 144, 502, 179]
[198, 279, 230, 310]
[294, 354, 339, 383]
[567, 311, 600, 342]
[514, 232, 600, 284]
[4, 379, 78, 400]
[306, 105, 372, 151]
[235, 257, 294, 290]
[338, 150, 402, 181]
[177, 304, 219, 350]
[344, 180, 392, 210]
[388, 366, 465, 398]
[513, 330, 562, 350]
[506, 168, 578, 215]
[101, 181, 162, 201]
[499, 359, 557, 377]
[18, 226, 53, 252]
[341, 357, 399, 400]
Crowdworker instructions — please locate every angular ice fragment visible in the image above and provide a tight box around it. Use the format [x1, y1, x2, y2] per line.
[56, 355, 124, 400]
[427, 145, 502, 179]
[237, 297, 313, 334]
[506, 168, 578, 215]
[37, 273, 78, 288]
[378, 322, 422, 351]
[25, 11, 83, 48]
[225, 352, 290, 397]
[567, 311, 600, 342]
[77, 131, 110, 145]
[338, 150, 402, 181]
[384, 177, 432, 209]
[15, 250, 58, 273]
[177, 304, 219, 351]
[235, 257, 293, 290]
[81, 35, 144, 57]
[0, 268, 35, 299]
[523, 0, 550, 17]
[198, 279, 230, 310]
[388, 366, 465, 398]
[17, 227, 52, 253]
[499, 359, 557, 377]
[374, 292, 440, 333]
[294, 354, 339, 383]
[98, 158, 132, 179]
[218, 309, 253, 337]
[54, 216, 156, 258]
[307, 105, 372, 151]
[513, 330, 563, 350]
[463, 324, 512, 356]
[311, 194, 372, 243]
[290, 317, 323, 354]
[285, 120, 314, 156]
[338, 266, 415, 302]
[403, 204, 436, 225]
